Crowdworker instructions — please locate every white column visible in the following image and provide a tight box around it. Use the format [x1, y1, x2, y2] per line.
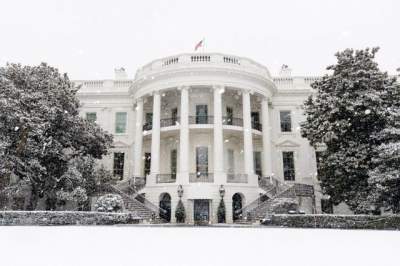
[213, 85, 224, 179]
[242, 90, 254, 175]
[133, 98, 144, 176]
[261, 97, 273, 177]
[179, 86, 189, 183]
[150, 91, 161, 175]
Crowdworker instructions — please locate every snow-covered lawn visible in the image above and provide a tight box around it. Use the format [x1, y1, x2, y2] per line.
[0, 226, 399, 266]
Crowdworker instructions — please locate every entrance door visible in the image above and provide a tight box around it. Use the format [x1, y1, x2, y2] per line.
[196, 105, 208, 124]
[194, 199, 210, 224]
[144, 152, 151, 176]
[196, 147, 208, 177]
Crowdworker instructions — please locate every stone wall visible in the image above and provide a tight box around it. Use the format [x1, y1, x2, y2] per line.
[0, 211, 141, 225]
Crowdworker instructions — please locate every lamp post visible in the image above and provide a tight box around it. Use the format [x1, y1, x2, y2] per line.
[177, 185, 184, 199]
[219, 185, 225, 199]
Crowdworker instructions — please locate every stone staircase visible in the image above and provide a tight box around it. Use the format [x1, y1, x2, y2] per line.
[235, 177, 314, 224]
[104, 177, 168, 223]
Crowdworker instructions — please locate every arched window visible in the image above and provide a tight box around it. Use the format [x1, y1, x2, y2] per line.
[232, 193, 245, 222]
[159, 193, 171, 222]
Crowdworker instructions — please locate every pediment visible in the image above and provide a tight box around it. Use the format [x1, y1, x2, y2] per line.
[113, 141, 129, 148]
[274, 139, 301, 147]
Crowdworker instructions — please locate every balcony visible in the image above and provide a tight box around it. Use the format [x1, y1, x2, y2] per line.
[222, 117, 243, 127]
[161, 117, 180, 127]
[189, 116, 214, 125]
[227, 174, 248, 183]
[251, 121, 262, 131]
[156, 174, 176, 184]
[189, 172, 214, 183]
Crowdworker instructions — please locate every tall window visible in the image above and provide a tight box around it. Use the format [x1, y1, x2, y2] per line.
[144, 153, 151, 176]
[113, 152, 125, 180]
[115, 112, 127, 134]
[86, 112, 97, 123]
[253, 151, 262, 177]
[196, 105, 208, 124]
[280, 111, 292, 132]
[171, 108, 178, 124]
[251, 112, 261, 130]
[196, 146, 208, 176]
[170, 149, 177, 179]
[226, 107, 233, 125]
[315, 151, 323, 181]
[227, 149, 234, 173]
[282, 151, 295, 181]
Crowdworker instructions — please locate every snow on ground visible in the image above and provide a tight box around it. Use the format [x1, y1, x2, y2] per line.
[0, 226, 399, 266]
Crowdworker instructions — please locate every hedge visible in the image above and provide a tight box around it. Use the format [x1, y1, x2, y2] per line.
[0, 211, 141, 226]
[262, 214, 400, 230]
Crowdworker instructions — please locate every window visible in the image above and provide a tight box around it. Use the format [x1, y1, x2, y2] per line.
[321, 199, 333, 214]
[113, 152, 125, 180]
[196, 105, 208, 124]
[144, 113, 153, 130]
[170, 149, 177, 179]
[315, 151, 323, 180]
[227, 149, 234, 173]
[196, 146, 208, 175]
[86, 112, 97, 123]
[280, 111, 292, 132]
[115, 112, 127, 134]
[251, 112, 261, 130]
[254, 151, 262, 177]
[226, 107, 233, 125]
[282, 151, 295, 181]
[144, 153, 151, 176]
[171, 108, 178, 124]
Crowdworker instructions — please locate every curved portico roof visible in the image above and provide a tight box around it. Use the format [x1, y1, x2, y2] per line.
[130, 52, 277, 98]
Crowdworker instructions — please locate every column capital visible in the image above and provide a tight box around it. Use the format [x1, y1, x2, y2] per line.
[241, 88, 253, 95]
[134, 97, 144, 105]
[151, 90, 160, 96]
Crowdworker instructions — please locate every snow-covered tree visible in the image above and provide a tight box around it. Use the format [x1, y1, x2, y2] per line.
[367, 104, 400, 212]
[301, 48, 400, 212]
[0, 63, 113, 210]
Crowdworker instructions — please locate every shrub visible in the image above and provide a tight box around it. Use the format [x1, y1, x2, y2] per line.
[95, 194, 124, 212]
[217, 199, 226, 223]
[175, 199, 186, 223]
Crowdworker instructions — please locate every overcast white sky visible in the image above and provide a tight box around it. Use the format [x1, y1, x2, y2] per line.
[0, 0, 399, 79]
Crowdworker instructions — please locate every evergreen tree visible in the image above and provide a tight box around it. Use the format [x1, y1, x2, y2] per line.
[301, 48, 400, 211]
[366, 100, 400, 212]
[217, 199, 226, 223]
[0, 63, 113, 210]
[175, 199, 186, 223]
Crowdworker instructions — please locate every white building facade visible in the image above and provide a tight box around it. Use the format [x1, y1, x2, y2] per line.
[76, 53, 330, 224]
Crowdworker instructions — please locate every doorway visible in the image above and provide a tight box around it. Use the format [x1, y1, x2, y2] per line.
[194, 199, 210, 224]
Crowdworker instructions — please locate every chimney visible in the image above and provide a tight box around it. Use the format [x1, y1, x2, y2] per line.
[114, 67, 127, 80]
[279, 64, 292, 77]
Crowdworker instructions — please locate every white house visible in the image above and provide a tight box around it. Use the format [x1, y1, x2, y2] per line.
[75, 53, 339, 224]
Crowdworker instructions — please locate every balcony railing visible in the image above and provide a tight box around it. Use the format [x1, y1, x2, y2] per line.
[251, 121, 262, 131]
[143, 122, 152, 131]
[189, 172, 214, 183]
[222, 117, 243, 127]
[161, 117, 180, 127]
[189, 116, 214, 125]
[227, 174, 248, 183]
[156, 174, 176, 183]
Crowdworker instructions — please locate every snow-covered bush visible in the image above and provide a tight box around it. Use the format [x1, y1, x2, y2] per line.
[262, 214, 400, 230]
[95, 194, 124, 212]
[0, 211, 141, 225]
[268, 198, 298, 214]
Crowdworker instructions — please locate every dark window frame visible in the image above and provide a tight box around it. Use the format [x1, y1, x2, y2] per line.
[280, 111, 292, 132]
[113, 152, 125, 180]
[282, 151, 295, 181]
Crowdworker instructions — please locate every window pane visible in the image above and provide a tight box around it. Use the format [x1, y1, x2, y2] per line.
[115, 112, 127, 133]
[113, 152, 125, 180]
[86, 112, 97, 123]
[280, 111, 292, 132]
[196, 147, 208, 174]
[253, 151, 262, 176]
[282, 151, 295, 181]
